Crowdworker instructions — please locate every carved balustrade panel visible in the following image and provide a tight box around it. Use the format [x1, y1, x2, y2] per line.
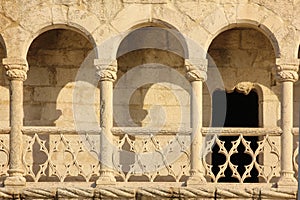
[0, 133, 9, 180]
[19, 127, 296, 183]
[112, 128, 190, 182]
[202, 128, 281, 183]
[22, 128, 100, 182]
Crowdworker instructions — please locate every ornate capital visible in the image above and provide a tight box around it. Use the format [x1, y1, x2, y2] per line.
[275, 59, 299, 82]
[95, 59, 117, 82]
[185, 59, 207, 82]
[3, 58, 28, 81]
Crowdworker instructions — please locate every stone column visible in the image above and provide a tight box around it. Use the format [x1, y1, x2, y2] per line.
[276, 59, 299, 188]
[3, 58, 28, 187]
[95, 59, 117, 185]
[185, 59, 207, 185]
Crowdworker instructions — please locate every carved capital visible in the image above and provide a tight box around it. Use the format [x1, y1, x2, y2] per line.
[95, 59, 117, 82]
[3, 58, 28, 81]
[185, 59, 207, 82]
[275, 59, 299, 82]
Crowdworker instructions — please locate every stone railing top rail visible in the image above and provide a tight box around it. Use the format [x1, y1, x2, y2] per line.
[0, 126, 295, 136]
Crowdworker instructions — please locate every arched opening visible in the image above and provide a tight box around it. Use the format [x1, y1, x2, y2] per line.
[24, 28, 96, 182]
[114, 25, 190, 182]
[207, 27, 276, 182]
[114, 25, 190, 128]
[25, 29, 94, 127]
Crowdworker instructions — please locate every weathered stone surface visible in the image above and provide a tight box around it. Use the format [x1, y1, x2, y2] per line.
[0, 0, 298, 197]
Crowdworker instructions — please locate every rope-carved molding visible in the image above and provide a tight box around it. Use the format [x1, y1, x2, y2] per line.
[0, 186, 296, 199]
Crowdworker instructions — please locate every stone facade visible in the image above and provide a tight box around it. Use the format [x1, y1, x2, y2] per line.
[0, 0, 299, 199]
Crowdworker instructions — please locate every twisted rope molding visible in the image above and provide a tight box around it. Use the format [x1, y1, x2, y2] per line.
[0, 186, 296, 199]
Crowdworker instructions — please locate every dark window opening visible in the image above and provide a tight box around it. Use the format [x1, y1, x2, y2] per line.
[211, 90, 259, 182]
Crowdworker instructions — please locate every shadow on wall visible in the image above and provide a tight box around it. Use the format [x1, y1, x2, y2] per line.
[24, 29, 94, 127]
[114, 26, 190, 128]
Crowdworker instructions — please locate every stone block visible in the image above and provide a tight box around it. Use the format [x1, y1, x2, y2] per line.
[33, 87, 61, 103]
[51, 5, 68, 24]
[25, 67, 51, 86]
[37, 49, 86, 67]
[56, 68, 79, 86]
[68, 6, 100, 34]
[202, 8, 228, 35]
[240, 29, 272, 50]
[0, 87, 9, 101]
[24, 103, 42, 121]
[236, 68, 270, 85]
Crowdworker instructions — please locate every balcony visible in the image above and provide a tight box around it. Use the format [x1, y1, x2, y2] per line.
[0, 127, 298, 199]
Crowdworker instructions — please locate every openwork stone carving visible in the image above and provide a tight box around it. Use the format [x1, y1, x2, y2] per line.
[114, 133, 190, 182]
[203, 133, 280, 183]
[3, 58, 28, 81]
[185, 59, 207, 82]
[95, 59, 118, 82]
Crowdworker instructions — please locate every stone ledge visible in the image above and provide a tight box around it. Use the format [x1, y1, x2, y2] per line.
[0, 184, 296, 199]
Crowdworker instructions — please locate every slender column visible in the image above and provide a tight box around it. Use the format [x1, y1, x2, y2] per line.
[95, 59, 117, 185]
[3, 58, 28, 187]
[276, 59, 298, 188]
[185, 59, 207, 185]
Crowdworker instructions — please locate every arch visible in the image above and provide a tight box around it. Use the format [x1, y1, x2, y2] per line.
[96, 19, 189, 62]
[96, 19, 208, 70]
[227, 82, 279, 127]
[116, 21, 188, 59]
[226, 82, 263, 98]
[202, 4, 284, 58]
[23, 24, 97, 60]
[205, 22, 280, 58]
[210, 82, 278, 128]
[24, 28, 95, 127]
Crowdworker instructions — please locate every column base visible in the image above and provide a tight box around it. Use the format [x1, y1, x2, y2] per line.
[186, 173, 206, 186]
[276, 171, 297, 189]
[96, 169, 116, 186]
[4, 176, 26, 187]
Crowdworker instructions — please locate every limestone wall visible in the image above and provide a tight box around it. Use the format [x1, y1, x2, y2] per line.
[0, 0, 297, 129]
[24, 29, 94, 127]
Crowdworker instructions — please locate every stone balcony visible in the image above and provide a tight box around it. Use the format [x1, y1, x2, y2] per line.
[0, 127, 298, 199]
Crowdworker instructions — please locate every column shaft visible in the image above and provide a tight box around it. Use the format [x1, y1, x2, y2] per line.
[275, 60, 298, 188]
[3, 58, 28, 187]
[9, 80, 24, 176]
[185, 59, 207, 185]
[98, 80, 116, 183]
[190, 81, 204, 177]
[281, 81, 294, 175]
[95, 59, 117, 185]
